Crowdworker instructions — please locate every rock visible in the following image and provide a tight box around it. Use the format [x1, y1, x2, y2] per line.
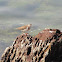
[0, 29, 62, 62]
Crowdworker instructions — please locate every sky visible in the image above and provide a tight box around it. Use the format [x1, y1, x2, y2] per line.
[0, 0, 62, 20]
[0, 0, 62, 30]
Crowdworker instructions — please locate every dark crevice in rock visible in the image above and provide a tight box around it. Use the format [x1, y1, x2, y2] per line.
[34, 51, 37, 56]
[27, 47, 31, 55]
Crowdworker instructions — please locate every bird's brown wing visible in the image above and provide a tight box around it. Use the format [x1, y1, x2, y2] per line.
[16, 25, 28, 30]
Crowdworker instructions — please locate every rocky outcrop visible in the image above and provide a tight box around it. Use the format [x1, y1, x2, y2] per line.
[0, 29, 62, 62]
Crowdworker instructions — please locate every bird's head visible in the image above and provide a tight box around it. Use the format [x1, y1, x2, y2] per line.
[28, 24, 32, 27]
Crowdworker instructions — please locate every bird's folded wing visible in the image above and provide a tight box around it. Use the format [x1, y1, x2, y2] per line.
[16, 25, 28, 30]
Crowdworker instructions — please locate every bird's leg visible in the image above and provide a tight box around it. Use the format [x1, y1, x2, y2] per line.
[22, 31, 24, 34]
[21, 31, 24, 34]
[22, 31, 26, 34]
[24, 31, 26, 34]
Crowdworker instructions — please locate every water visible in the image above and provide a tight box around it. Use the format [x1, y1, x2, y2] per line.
[0, 0, 62, 59]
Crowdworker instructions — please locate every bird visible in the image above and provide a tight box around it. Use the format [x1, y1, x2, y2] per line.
[16, 24, 32, 33]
